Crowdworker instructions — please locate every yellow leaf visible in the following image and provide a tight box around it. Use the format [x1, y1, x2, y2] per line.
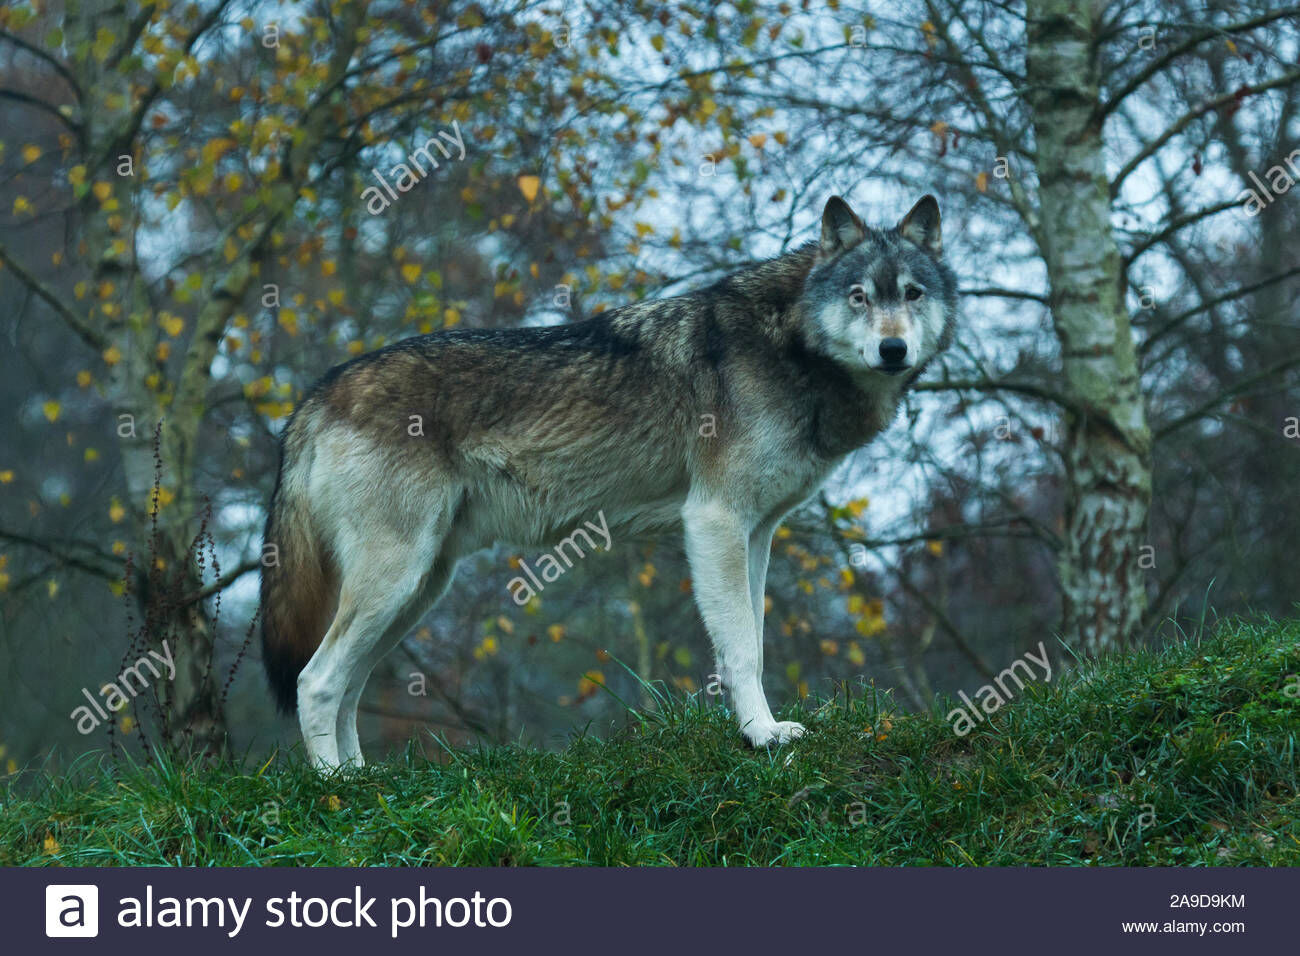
[92, 181, 113, 202]
[326, 794, 342, 811]
[443, 307, 461, 326]
[84, 448, 99, 462]
[547, 624, 565, 642]
[76, 369, 92, 387]
[12, 196, 32, 215]
[47, 579, 59, 599]
[975, 171, 989, 193]
[401, 263, 421, 284]
[109, 499, 125, 523]
[43, 833, 60, 855]
[42, 401, 61, 422]
[201, 137, 237, 165]
[926, 539, 944, 556]
[102, 344, 122, 365]
[0, 470, 12, 483]
[22, 144, 42, 164]
[748, 133, 767, 149]
[161, 314, 184, 337]
[517, 174, 541, 202]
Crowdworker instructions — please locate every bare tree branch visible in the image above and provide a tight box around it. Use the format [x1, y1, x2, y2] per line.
[0, 88, 81, 132]
[0, 244, 106, 351]
[1111, 69, 1300, 198]
[912, 376, 1081, 415]
[175, 557, 262, 609]
[961, 285, 1047, 303]
[1122, 197, 1242, 266]
[1139, 263, 1300, 358]
[1097, 8, 1300, 121]
[1154, 354, 1300, 441]
[0, 28, 83, 102]
[0, 528, 119, 580]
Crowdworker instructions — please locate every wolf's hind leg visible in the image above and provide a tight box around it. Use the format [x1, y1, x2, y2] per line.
[335, 556, 458, 768]
[298, 509, 450, 771]
[683, 498, 804, 747]
[296, 597, 358, 770]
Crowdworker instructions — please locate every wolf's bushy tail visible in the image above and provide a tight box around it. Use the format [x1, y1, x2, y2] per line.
[261, 431, 335, 714]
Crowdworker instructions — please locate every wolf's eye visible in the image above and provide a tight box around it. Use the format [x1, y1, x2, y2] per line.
[905, 285, 924, 301]
[849, 284, 869, 307]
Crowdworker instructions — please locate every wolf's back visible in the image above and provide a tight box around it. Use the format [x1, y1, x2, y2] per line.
[260, 409, 336, 714]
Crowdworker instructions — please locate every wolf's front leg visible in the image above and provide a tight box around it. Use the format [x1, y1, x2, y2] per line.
[683, 498, 805, 747]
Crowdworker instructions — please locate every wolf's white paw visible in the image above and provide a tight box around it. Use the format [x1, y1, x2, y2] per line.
[744, 720, 807, 747]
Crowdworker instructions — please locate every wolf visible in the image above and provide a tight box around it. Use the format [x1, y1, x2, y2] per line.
[261, 194, 957, 769]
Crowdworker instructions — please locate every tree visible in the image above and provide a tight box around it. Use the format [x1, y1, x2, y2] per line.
[1024, 0, 1151, 652]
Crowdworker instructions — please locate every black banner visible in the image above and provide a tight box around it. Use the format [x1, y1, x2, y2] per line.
[7, 867, 1292, 953]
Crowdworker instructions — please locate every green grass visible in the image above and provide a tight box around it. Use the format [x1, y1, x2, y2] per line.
[5, 617, 1299, 866]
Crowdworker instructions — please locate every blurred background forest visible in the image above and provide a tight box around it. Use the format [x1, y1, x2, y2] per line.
[2, 0, 1299, 768]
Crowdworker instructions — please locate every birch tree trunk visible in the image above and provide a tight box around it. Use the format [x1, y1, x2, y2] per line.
[1025, 0, 1152, 652]
[57, 0, 366, 753]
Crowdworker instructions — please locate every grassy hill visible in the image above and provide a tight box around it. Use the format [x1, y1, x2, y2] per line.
[4, 618, 1298, 866]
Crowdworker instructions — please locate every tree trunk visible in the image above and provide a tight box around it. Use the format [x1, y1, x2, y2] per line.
[1025, 0, 1152, 653]
[58, 0, 366, 755]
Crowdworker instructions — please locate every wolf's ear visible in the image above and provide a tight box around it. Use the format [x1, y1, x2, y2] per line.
[820, 196, 866, 256]
[898, 195, 942, 255]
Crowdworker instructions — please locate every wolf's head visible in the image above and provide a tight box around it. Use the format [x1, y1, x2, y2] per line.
[800, 195, 957, 383]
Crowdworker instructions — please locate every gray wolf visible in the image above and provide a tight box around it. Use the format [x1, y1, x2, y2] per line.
[261, 194, 957, 769]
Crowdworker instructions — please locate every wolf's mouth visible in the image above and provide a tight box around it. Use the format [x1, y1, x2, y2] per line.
[874, 363, 911, 376]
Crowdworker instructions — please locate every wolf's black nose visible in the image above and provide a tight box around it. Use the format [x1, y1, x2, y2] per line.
[879, 338, 908, 365]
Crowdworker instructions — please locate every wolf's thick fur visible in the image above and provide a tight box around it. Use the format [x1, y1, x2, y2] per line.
[261, 195, 957, 768]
